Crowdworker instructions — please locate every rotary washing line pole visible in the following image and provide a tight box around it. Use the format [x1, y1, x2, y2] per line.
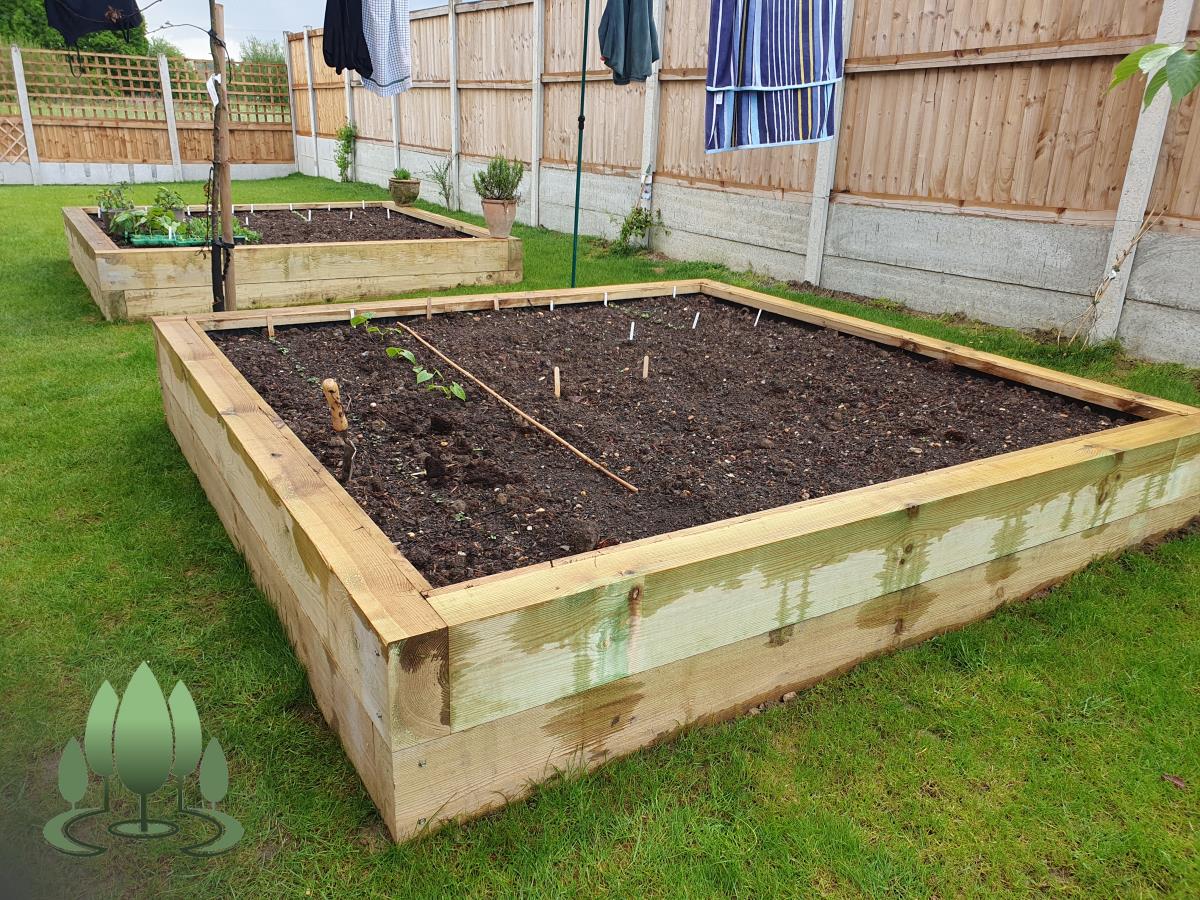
[569, 0, 592, 288]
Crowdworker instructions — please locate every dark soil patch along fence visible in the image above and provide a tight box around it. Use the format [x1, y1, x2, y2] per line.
[153, 279, 1200, 841]
[64, 201, 522, 320]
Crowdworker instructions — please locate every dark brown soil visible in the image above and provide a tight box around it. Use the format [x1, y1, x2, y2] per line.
[213, 294, 1131, 588]
[98, 206, 464, 248]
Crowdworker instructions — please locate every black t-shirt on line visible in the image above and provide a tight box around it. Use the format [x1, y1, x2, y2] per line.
[323, 0, 374, 79]
[43, 0, 144, 47]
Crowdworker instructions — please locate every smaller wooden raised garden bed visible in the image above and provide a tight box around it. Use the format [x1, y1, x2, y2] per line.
[64, 202, 522, 321]
[153, 280, 1200, 842]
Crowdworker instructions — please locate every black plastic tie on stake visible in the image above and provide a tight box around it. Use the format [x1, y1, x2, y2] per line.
[577, 115, 586, 130]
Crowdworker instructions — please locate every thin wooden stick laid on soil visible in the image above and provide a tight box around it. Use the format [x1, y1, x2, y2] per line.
[392, 322, 639, 493]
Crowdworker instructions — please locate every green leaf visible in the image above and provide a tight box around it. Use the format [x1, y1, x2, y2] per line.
[399, 349, 416, 364]
[83, 681, 118, 778]
[112, 663, 173, 797]
[385, 346, 405, 357]
[1110, 44, 1169, 90]
[366, 325, 381, 334]
[450, 382, 467, 401]
[1164, 48, 1200, 105]
[198, 738, 229, 805]
[349, 314, 370, 327]
[415, 369, 434, 384]
[1144, 66, 1170, 108]
[58, 738, 89, 806]
[168, 681, 203, 779]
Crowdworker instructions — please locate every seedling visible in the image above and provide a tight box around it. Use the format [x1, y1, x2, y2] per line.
[351, 313, 468, 401]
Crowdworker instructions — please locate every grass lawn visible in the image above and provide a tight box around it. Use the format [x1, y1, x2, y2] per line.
[1, 174, 1198, 898]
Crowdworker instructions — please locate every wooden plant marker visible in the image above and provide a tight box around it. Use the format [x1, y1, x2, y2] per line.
[642, 354, 650, 379]
[553, 366, 561, 398]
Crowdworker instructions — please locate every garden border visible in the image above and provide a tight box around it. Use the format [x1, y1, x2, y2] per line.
[152, 279, 1200, 841]
[64, 201, 522, 321]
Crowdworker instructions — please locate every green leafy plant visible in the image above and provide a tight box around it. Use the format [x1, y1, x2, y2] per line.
[426, 158, 454, 207]
[95, 184, 133, 214]
[1110, 42, 1200, 108]
[351, 313, 467, 401]
[472, 155, 524, 201]
[334, 120, 357, 182]
[611, 205, 668, 255]
[392, 167, 412, 180]
[153, 186, 185, 211]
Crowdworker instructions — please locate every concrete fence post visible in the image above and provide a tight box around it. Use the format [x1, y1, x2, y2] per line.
[302, 29, 321, 178]
[391, 93, 401, 171]
[1088, 0, 1195, 344]
[530, 0, 545, 226]
[158, 54, 183, 180]
[283, 31, 300, 174]
[448, 0, 462, 209]
[638, 0, 667, 245]
[10, 45, 41, 186]
[803, 0, 855, 286]
[343, 67, 356, 180]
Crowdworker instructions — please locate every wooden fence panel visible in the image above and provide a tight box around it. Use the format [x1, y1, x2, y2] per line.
[657, 81, 817, 192]
[1151, 91, 1200, 222]
[545, 0, 604, 76]
[398, 87, 452, 152]
[835, 57, 1141, 214]
[354, 87, 394, 143]
[8, 47, 292, 167]
[543, 81, 642, 171]
[462, 88, 531, 160]
[413, 14, 451, 82]
[458, 3, 532, 83]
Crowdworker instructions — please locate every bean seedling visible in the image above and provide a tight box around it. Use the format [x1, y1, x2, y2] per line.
[351, 313, 467, 401]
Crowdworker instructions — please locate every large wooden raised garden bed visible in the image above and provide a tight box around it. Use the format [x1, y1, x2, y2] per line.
[64, 202, 522, 321]
[152, 279, 1200, 842]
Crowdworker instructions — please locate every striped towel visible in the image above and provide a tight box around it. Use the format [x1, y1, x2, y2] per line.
[361, 0, 413, 96]
[705, 0, 844, 153]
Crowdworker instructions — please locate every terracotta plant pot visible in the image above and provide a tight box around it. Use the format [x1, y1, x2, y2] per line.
[480, 198, 518, 238]
[389, 178, 420, 206]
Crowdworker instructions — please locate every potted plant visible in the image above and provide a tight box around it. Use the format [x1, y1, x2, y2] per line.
[473, 156, 524, 238]
[389, 167, 420, 205]
[154, 187, 187, 222]
[95, 184, 133, 229]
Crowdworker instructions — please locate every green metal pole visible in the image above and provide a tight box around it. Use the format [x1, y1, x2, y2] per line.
[569, 0, 591, 287]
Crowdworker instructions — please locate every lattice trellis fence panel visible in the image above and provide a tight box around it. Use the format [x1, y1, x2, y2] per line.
[0, 118, 27, 162]
[20, 49, 165, 120]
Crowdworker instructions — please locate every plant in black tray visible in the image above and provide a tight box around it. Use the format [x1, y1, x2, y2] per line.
[95, 184, 133, 228]
[153, 187, 187, 221]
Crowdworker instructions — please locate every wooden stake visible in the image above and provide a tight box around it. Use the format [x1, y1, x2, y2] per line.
[321, 378, 354, 482]
[393, 322, 639, 493]
[642, 354, 649, 379]
[425, 296, 432, 320]
[266, 317, 275, 339]
[209, 0, 236, 310]
[553, 366, 561, 398]
[321, 379, 349, 432]
[493, 297, 500, 311]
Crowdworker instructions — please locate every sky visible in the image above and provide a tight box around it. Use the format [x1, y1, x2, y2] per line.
[143, 0, 446, 60]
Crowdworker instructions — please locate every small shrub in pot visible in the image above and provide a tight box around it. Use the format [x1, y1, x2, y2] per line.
[472, 156, 524, 238]
[389, 167, 420, 206]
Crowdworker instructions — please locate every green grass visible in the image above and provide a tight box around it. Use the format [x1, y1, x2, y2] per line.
[0, 174, 1198, 898]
